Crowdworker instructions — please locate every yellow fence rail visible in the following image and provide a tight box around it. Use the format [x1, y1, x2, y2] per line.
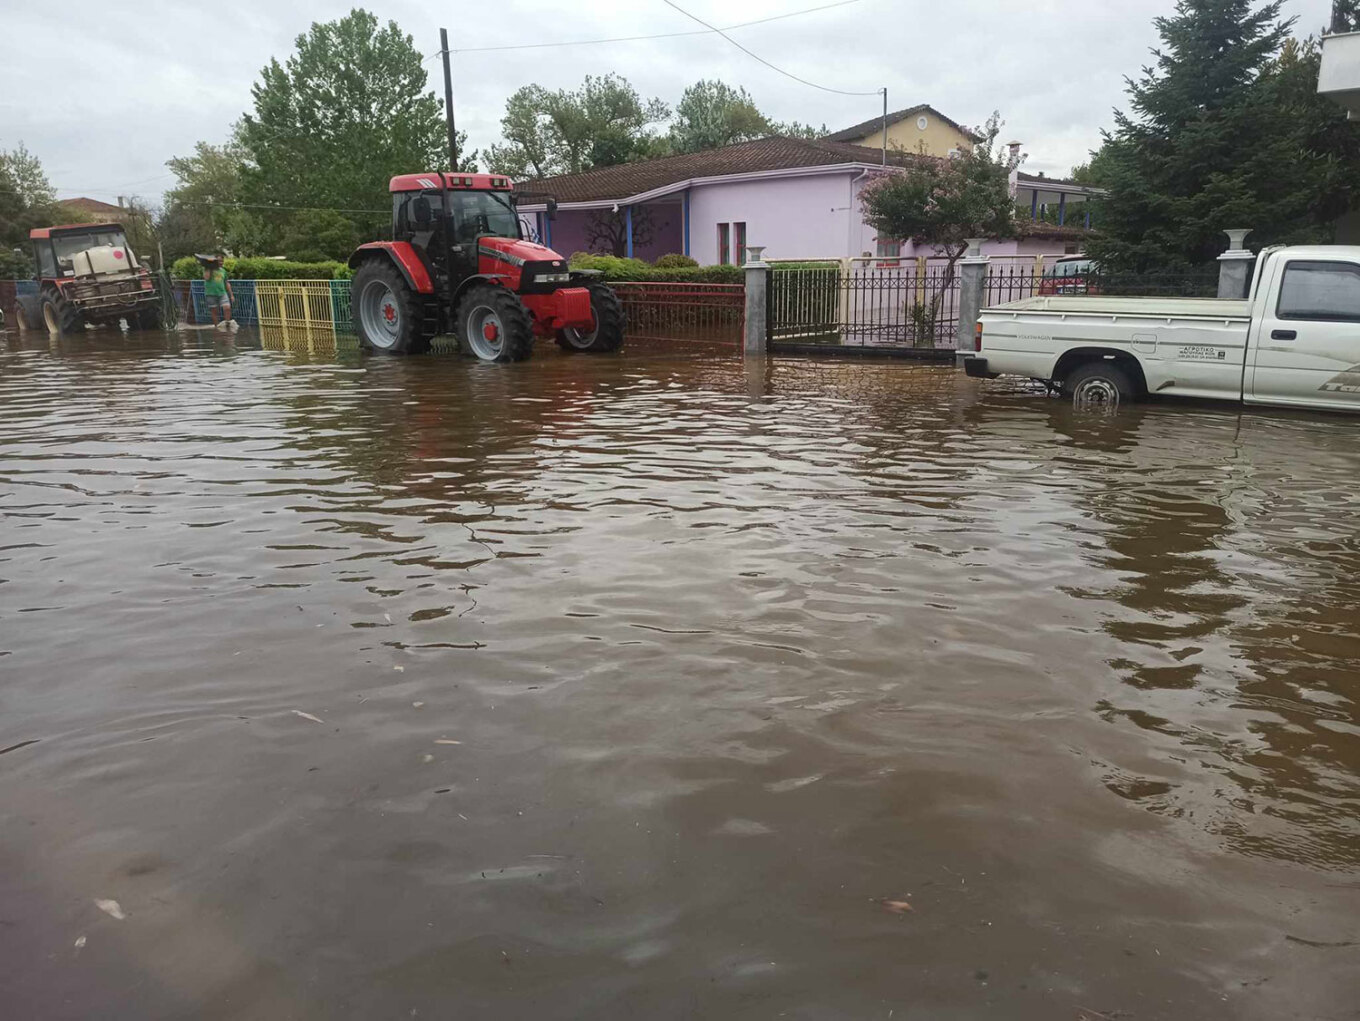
[255, 280, 356, 353]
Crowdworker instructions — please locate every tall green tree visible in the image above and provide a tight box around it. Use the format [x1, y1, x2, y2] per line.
[860, 113, 1019, 328]
[486, 74, 669, 178]
[1085, 1, 1360, 269]
[0, 143, 63, 277]
[237, 8, 474, 246]
[668, 80, 772, 153]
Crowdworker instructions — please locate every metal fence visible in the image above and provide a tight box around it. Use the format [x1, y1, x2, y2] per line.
[769, 258, 963, 351]
[610, 281, 744, 346]
[767, 257, 1223, 352]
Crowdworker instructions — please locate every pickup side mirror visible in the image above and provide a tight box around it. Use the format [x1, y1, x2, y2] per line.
[547, 198, 558, 221]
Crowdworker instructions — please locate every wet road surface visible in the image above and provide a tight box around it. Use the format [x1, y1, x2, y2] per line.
[1, 329, 1357, 1019]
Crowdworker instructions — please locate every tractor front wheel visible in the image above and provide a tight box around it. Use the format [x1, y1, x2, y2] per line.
[457, 284, 534, 363]
[352, 260, 430, 355]
[40, 290, 85, 335]
[132, 304, 165, 330]
[556, 282, 625, 353]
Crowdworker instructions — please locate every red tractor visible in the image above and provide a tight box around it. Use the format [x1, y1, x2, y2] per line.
[14, 222, 164, 334]
[348, 173, 623, 361]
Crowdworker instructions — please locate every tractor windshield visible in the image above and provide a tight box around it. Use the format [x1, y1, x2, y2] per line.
[449, 191, 519, 244]
[52, 230, 129, 265]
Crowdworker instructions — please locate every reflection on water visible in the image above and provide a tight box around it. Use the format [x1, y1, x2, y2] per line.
[0, 329, 1357, 1020]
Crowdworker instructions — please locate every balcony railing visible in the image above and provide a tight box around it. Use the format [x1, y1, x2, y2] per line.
[1334, 0, 1360, 35]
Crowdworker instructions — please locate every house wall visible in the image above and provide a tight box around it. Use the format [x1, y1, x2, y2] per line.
[532, 170, 1083, 266]
[689, 172, 868, 262]
[534, 203, 682, 260]
[844, 114, 973, 158]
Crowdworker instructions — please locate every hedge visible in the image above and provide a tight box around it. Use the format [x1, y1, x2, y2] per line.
[171, 256, 353, 281]
[567, 252, 743, 284]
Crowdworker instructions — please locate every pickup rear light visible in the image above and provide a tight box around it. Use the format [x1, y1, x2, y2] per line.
[974, 322, 983, 352]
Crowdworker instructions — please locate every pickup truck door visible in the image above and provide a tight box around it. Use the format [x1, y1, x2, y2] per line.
[1248, 257, 1360, 411]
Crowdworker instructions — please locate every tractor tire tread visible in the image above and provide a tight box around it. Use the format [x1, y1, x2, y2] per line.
[456, 284, 535, 362]
[351, 260, 430, 355]
[556, 282, 625, 353]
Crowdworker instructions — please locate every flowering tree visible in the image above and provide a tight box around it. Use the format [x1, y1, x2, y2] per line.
[860, 113, 1021, 267]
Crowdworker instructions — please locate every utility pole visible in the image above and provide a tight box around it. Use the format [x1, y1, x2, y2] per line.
[440, 28, 458, 172]
[881, 88, 888, 166]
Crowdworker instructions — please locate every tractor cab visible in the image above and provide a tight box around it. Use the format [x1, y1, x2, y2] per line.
[32, 223, 145, 282]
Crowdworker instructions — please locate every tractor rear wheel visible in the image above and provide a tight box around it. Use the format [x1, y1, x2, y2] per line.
[556, 282, 625, 353]
[40, 290, 84, 335]
[15, 294, 42, 331]
[457, 284, 534, 363]
[352, 260, 430, 355]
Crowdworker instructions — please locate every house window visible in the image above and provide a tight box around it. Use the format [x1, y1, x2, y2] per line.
[875, 238, 902, 268]
[735, 222, 747, 266]
[718, 222, 731, 265]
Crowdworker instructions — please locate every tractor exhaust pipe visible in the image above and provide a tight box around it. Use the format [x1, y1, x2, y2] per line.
[440, 28, 458, 173]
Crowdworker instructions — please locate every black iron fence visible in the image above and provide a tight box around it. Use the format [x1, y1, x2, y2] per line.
[768, 259, 962, 351]
[767, 258, 1223, 353]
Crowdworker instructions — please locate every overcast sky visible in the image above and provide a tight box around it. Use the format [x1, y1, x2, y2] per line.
[0, 0, 1336, 205]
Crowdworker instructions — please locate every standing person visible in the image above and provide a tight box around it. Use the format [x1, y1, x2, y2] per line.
[203, 257, 237, 331]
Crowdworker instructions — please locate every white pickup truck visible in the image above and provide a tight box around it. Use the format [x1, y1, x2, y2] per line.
[963, 246, 1360, 414]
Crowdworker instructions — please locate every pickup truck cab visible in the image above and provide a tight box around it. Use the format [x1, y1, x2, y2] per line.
[964, 246, 1360, 414]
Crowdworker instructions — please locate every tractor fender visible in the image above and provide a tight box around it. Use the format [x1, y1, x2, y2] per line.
[349, 242, 434, 294]
[450, 274, 514, 308]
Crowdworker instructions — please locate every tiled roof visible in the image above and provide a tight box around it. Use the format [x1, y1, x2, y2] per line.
[60, 197, 128, 216]
[514, 136, 935, 204]
[1015, 172, 1103, 192]
[1015, 220, 1093, 240]
[825, 104, 981, 144]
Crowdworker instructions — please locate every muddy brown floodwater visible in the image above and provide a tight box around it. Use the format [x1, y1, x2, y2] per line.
[1, 329, 1357, 1020]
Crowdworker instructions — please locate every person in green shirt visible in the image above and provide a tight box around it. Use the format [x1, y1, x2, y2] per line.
[203, 258, 236, 331]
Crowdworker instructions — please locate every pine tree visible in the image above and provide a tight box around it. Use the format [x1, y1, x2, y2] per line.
[1085, 1, 1360, 269]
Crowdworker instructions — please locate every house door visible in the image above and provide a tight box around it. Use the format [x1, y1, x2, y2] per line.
[1248, 257, 1360, 411]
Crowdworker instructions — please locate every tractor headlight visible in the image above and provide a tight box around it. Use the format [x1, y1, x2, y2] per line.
[535, 272, 570, 284]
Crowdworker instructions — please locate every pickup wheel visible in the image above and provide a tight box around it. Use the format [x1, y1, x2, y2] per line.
[1067, 361, 1134, 409]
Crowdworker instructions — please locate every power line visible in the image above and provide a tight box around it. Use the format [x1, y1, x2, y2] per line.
[659, 0, 882, 97]
[432, 0, 866, 56]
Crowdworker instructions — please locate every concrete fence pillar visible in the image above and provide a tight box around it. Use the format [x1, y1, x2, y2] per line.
[743, 246, 768, 357]
[1217, 228, 1254, 299]
[954, 238, 989, 363]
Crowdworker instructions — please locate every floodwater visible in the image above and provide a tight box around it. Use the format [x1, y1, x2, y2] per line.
[1, 328, 1357, 1020]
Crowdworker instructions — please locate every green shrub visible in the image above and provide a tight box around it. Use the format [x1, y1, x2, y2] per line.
[170, 256, 350, 280]
[568, 251, 742, 284]
[654, 253, 699, 268]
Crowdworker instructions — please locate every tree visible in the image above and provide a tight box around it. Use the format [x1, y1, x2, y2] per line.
[669, 80, 772, 153]
[584, 207, 655, 257]
[860, 114, 1019, 330]
[1083, 1, 1360, 269]
[772, 120, 830, 140]
[0, 143, 63, 276]
[237, 9, 466, 245]
[485, 74, 669, 178]
[161, 138, 248, 257]
[860, 113, 1019, 262]
[280, 208, 357, 261]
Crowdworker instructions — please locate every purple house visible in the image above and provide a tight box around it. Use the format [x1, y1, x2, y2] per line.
[513, 136, 1088, 265]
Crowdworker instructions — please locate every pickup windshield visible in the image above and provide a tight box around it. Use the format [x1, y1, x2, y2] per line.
[450, 192, 519, 244]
